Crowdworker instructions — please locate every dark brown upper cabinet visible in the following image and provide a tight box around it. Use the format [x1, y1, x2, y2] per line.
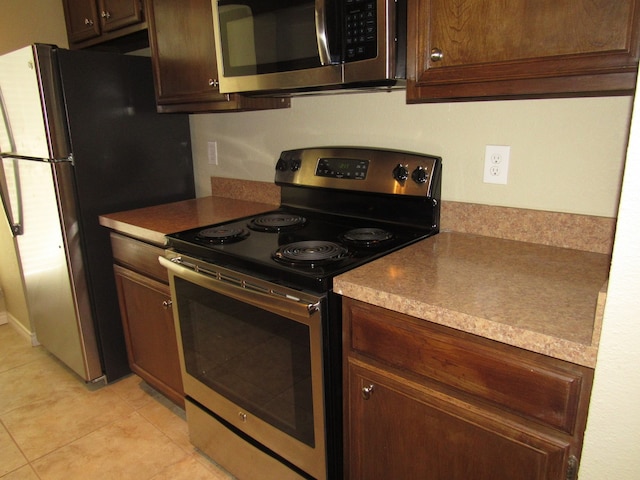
[145, 0, 290, 113]
[407, 0, 640, 102]
[63, 0, 148, 51]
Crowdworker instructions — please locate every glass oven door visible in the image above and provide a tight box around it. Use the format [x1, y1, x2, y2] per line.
[160, 253, 327, 480]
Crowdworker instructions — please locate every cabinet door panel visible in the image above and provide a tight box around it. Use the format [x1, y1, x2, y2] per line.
[99, 0, 144, 32]
[347, 363, 570, 480]
[63, 0, 101, 43]
[408, 0, 640, 100]
[427, 0, 633, 67]
[145, 0, 289, 112]
[115, 265, 184, 407]
[146, 0, 228, 105]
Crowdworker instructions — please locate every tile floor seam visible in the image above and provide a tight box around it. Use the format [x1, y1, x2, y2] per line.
[0, 418, 32, 479]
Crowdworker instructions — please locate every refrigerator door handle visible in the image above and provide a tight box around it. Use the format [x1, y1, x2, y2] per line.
[0, 158, 24, 236]
[0, 85, 17, 153]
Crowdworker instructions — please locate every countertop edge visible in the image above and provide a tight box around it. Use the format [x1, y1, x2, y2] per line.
[334, 280, 599, 368]
[99, 196, 278, 246]
[99, 216, 167, 246]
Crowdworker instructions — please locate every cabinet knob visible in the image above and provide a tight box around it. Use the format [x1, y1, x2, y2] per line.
[101, 11, 111, 19]
[362, 384, 375, 400]
[208, 78, 219, 88]
[84, 18, 94, 26]
[162, 300, 173, 309]
[430, 48, 444, 62]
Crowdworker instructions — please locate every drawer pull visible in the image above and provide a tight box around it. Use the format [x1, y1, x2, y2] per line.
[362, 384, 375, 400]
[162, 299, 172, 309]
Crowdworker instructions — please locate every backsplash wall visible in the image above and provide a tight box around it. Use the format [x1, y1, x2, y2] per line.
[190, 90, 632, 218]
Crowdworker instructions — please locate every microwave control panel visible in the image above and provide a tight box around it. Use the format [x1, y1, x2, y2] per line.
[344, 1, 377, 61]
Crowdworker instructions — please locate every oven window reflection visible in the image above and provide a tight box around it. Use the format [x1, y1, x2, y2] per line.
[176, 279, 315, 447]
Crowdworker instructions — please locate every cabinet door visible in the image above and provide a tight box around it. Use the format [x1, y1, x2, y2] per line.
[407, 0, 640, 101]
[63, 0, 101, 43]
[145, 0, 289, 112]
[98, 0, 145, 33]
[146, 0, 228, 106]
[347, 362, 571, 480]
[114, 265, 184, 407]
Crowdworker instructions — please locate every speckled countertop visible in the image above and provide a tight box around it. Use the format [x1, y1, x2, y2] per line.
[100, 189, 611, 369]
[334, 231, 610, 368]
[99, 196, 277, 246]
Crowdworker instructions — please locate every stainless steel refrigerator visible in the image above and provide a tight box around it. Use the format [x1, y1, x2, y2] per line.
[0, 44, 195, 382]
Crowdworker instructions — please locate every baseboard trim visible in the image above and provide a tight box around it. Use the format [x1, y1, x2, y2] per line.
[6, 314, 37, 346]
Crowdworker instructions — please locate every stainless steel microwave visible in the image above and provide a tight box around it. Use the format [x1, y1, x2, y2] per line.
[211, 0, 406, 95]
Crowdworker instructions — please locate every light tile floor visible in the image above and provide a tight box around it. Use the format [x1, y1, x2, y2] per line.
[0, 323, 234, 480]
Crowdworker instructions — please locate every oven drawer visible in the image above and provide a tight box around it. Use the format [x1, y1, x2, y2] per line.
[345, 299, 590, 434]
[110, 232, 168, 283]
[186, 399, 308, 480]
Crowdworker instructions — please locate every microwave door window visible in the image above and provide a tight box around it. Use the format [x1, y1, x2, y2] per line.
[219, 0, 324, 76]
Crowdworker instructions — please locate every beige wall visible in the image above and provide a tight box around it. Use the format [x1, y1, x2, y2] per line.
[580, 75, 640, 479]
[0, 0, 69, 330]
[0, 0, 68, 55]
[190, 91, 631, 218]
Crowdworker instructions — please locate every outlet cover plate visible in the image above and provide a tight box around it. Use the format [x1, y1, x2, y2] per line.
[483, 145, 510, 184]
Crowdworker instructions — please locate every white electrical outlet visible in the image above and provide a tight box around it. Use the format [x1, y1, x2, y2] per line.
[208, 141, 218, 166]
[483, 145, 510, 184]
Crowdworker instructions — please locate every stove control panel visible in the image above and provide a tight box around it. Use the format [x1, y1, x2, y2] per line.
[315, 157, 369, 179]
[275, 147, 442, 198]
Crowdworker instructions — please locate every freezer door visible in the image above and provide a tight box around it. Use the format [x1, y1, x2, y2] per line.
[0, 45, 70, 160]
[0, 156, 102, 380]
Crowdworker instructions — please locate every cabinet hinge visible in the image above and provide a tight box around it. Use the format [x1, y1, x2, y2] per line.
[566, 455, 579, 480]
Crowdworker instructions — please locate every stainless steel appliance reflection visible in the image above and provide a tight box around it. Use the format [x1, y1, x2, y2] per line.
[163, 147, 442, 479]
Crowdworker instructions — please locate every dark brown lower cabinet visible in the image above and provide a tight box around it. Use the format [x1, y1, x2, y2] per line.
[348, 362, 569, 480]
[343, 298, 592, 480]
[110, 232, 184, 407]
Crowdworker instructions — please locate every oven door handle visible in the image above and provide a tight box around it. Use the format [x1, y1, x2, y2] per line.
[159, 256, 321, 321]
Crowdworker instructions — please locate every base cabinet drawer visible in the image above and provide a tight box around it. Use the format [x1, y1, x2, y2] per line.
[347, 300, 589, 434]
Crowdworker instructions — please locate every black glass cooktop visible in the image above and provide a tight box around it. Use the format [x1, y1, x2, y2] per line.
[166, 208, 435, 292]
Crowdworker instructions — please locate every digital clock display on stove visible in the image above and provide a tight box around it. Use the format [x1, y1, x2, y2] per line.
[315, 157, 369, 179]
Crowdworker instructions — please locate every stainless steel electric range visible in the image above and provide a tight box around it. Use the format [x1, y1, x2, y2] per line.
[160, 147, 441, 480]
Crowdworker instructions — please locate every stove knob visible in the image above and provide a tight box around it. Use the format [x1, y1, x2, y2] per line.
[276, 158, 289, 171]
[412, 166, 429, 184]
[290, 159, 301, 171]
[392, 164, 409, 182]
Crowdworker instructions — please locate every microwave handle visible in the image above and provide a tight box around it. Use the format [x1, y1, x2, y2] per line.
[315, 0, 332, 65]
